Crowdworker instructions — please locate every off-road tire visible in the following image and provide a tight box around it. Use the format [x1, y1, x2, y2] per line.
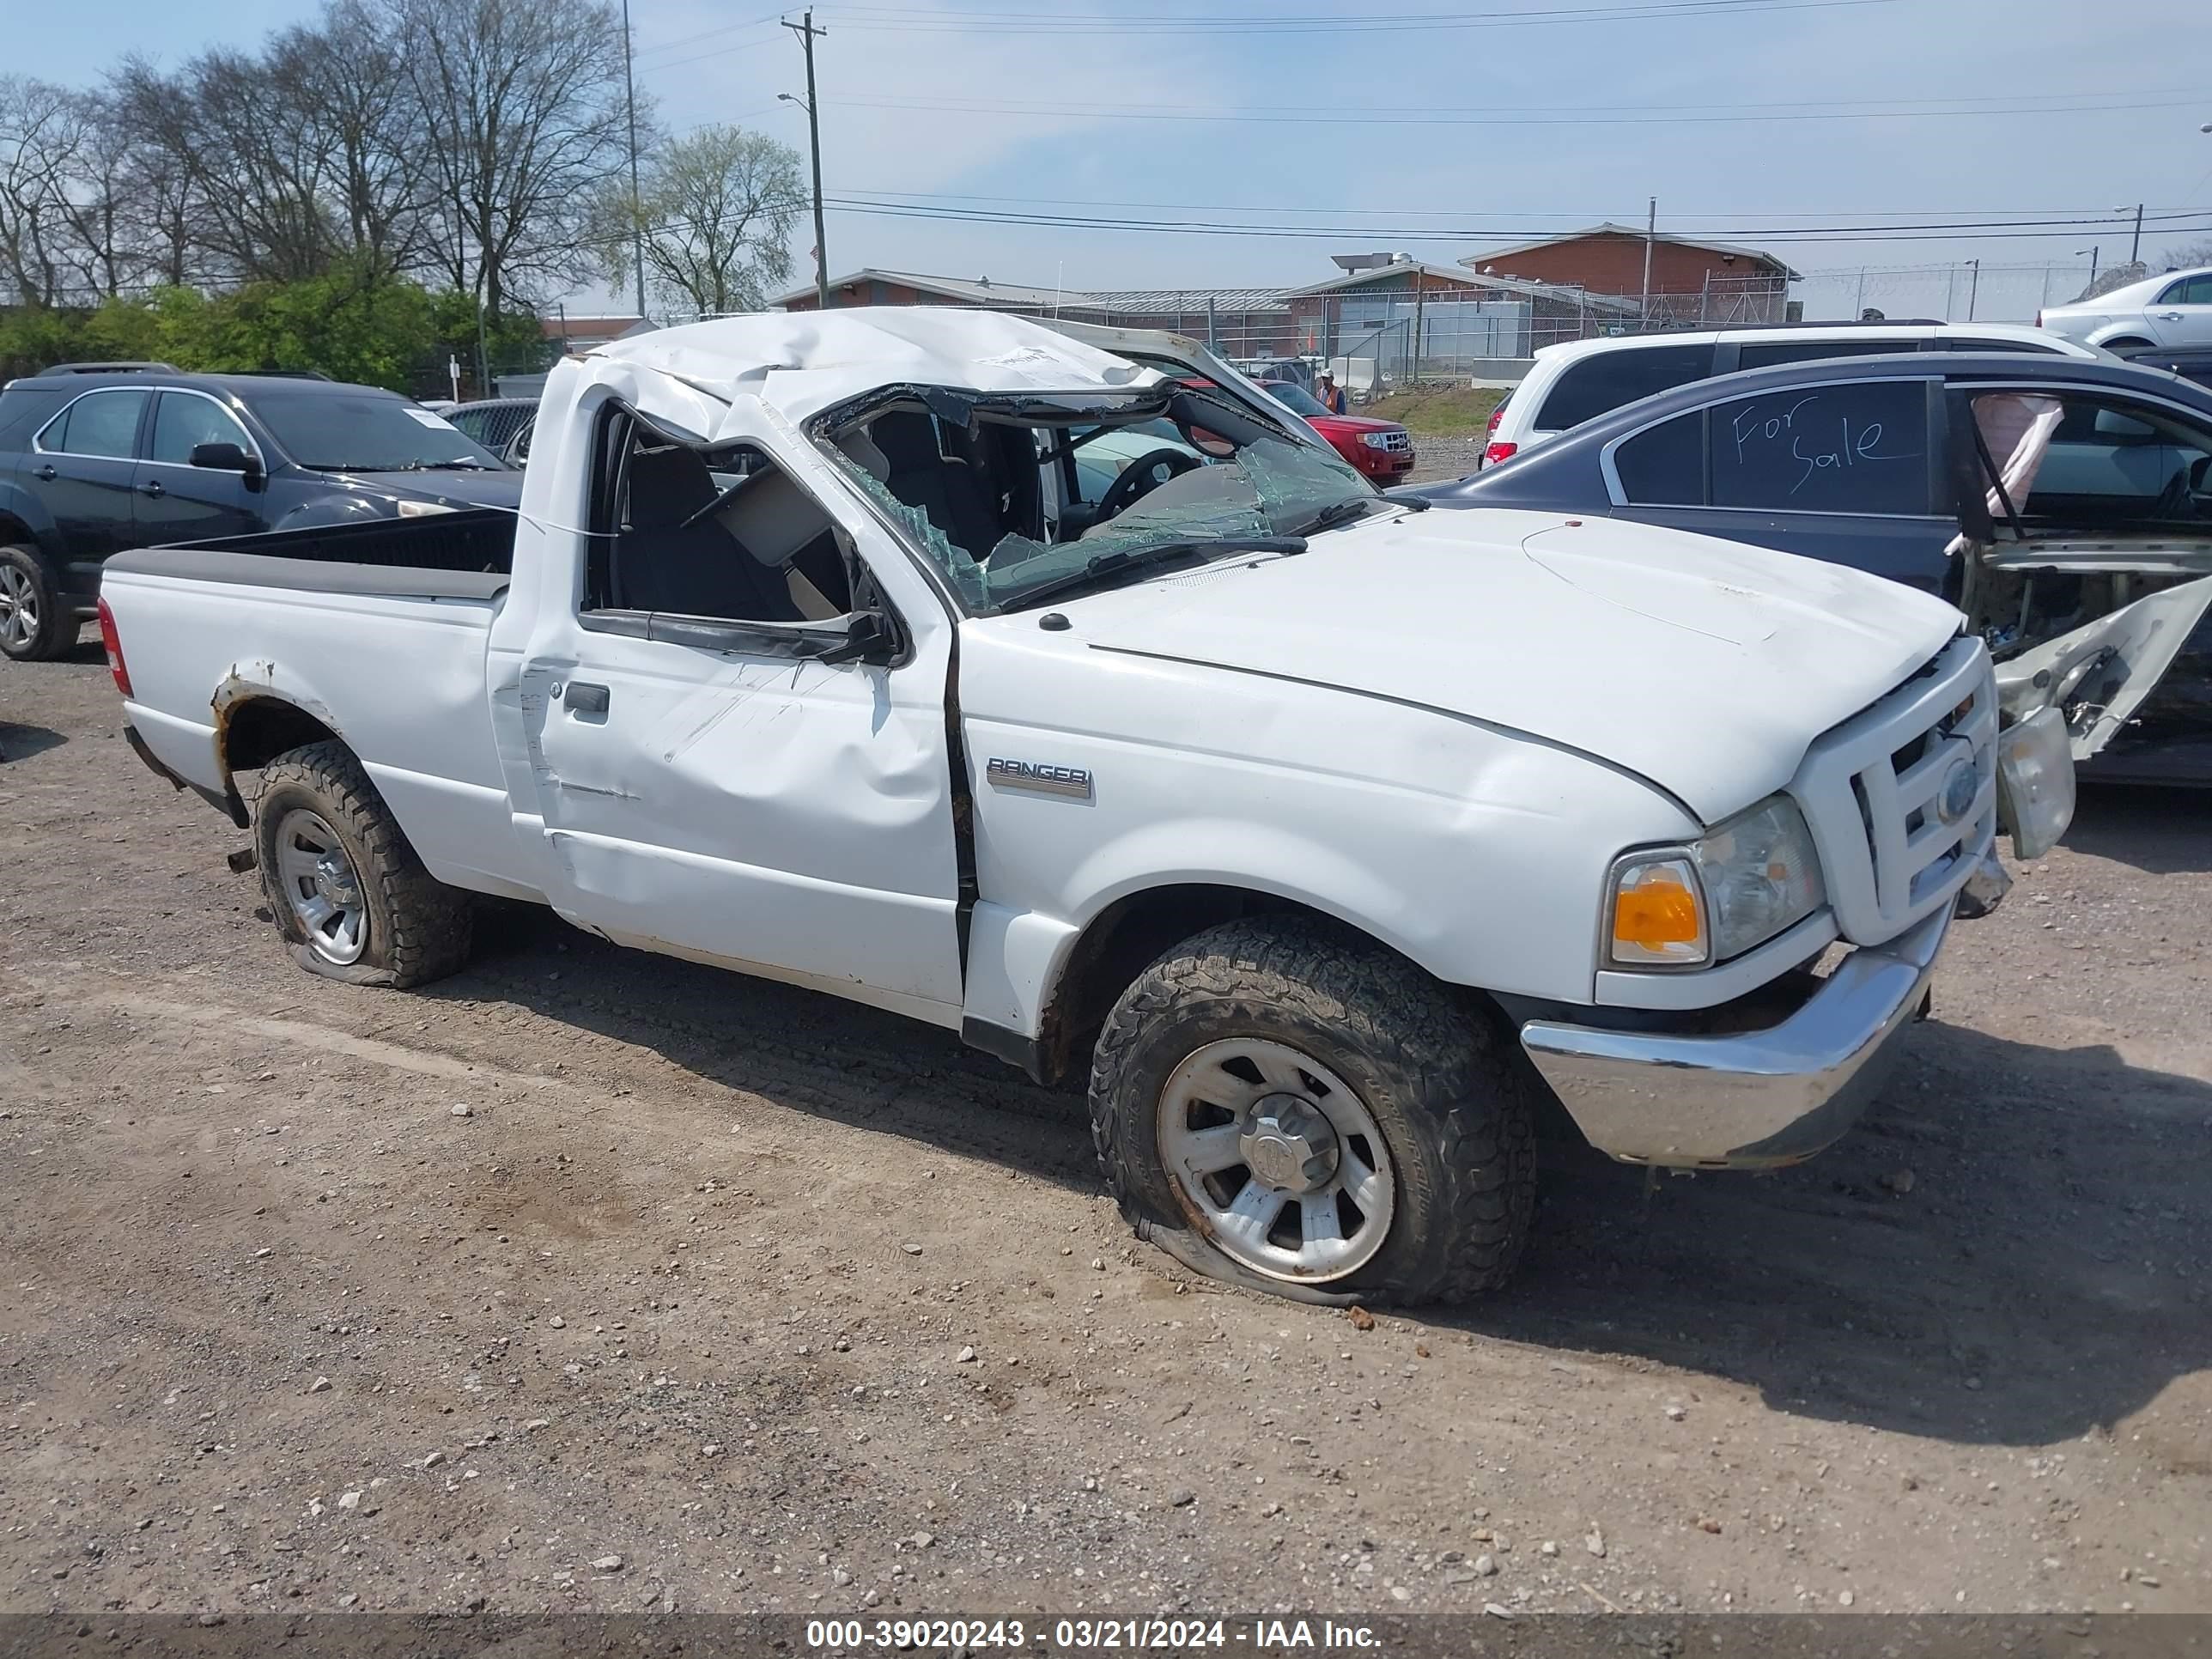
[252, 740, 473, 988]
[1089, 915, 1538, 1305]
[0, 544, 70, 662]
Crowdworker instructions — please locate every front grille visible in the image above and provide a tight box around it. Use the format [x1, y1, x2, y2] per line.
[1377, 429, 1413, 452]
[1791, 636, 1997, 945]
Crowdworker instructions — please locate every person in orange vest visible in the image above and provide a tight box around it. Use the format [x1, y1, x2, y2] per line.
[1315, 369, 1347, 415]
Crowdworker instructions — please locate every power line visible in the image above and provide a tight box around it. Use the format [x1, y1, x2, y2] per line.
[812, 195, 2212, 245]
[819, 92, 2201, 128]
[813, 0, 1900, 33]
[821, 185, 2209, 222]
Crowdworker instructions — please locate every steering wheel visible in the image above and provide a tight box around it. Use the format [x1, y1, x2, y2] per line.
[1093, 447, 1202, 526]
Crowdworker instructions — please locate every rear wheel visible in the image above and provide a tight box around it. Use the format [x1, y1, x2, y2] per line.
[0, 546, 70, 662]
[1089, 916, 1537, 1305]
[252, 740, 472, 988]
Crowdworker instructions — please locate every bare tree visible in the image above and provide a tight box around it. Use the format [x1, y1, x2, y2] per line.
[596, 125, 803, 316]
[2156, 239, 2212, 272]
[111, 52, 339, 284]
[0, 77, 90, 305]
[270, 3, 434, 277]
[388, 0, 635, 315]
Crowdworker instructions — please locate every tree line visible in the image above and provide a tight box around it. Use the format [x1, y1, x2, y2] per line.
[0, 0, 805, 387]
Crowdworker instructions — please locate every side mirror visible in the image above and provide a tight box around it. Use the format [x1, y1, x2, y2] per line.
[814, 608, 896, 667]
[190, 441, 262, 479]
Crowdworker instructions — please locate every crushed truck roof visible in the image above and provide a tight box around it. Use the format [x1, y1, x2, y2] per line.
[586, 307, 1164, 426]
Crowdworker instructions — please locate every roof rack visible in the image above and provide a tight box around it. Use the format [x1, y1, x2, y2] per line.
[233, 368, 335, 380]
[33, 361, 180, 376]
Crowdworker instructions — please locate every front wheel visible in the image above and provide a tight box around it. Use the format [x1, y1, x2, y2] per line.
[1089, 916, 1537, 1305]
[252, 740, 473, 988]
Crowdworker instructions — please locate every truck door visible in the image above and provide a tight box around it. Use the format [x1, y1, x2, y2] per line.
[509, 395, 968, 1025]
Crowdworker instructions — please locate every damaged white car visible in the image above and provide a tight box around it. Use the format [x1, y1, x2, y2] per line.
[101, 309, 2061, 1303]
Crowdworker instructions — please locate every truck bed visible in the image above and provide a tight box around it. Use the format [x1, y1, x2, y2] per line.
[103, 509, 515, 601]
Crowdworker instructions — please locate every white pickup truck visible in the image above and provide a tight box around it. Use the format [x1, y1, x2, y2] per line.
[100, 310, 2069, 1304]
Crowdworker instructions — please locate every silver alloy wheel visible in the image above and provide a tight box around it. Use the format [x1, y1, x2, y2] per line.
[272, 808, 369, 964]
[0, 563, 37, 650]
[1156, 1036, 1395, 1283]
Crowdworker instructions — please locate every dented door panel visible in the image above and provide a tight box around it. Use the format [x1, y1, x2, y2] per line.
[1992, 574, 2212, 761]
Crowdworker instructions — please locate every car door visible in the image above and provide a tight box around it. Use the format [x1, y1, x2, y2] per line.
[132, 389, 268, 544]
[510, 398, 967, 1024]
[2145, 274, 2212, 349]
[27, 386, 151, 590]
[1601, 374, 1960, 592]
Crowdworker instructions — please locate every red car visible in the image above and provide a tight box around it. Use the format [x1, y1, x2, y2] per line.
[1258, 380, 1416, 482]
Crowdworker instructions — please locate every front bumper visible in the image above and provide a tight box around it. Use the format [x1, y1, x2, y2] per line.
[1518, 901, 1954, 1170]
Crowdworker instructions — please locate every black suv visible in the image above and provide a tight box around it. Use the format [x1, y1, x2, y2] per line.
[0, 367, 521, 659]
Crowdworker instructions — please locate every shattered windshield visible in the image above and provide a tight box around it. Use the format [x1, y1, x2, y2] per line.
[823, 383, 1375, 612]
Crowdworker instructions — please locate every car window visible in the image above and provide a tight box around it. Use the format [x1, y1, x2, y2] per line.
[1535, 344, 1712, 431]
[149, 393, 253, 465]
[2158, 274, 2212, 306]
[1735, 339, 1913, 371]
[40, 388, 149, 459]
[446, 408, 490, 442]
[1613, 410, 1705, 505]
[251, 392, 503, 472]
[2021, 392, 2212, 522]
[1708, 379, 1933, 514]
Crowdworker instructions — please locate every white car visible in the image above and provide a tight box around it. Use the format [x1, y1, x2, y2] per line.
[1478, 321, 2105, 469]
[2037, 266, 2212, 352]
[99, 308, 2062, 1305]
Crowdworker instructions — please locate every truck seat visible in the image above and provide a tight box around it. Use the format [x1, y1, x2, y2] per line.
[618, 443, 801, 623]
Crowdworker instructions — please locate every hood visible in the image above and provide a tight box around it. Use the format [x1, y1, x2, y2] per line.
[1051, 507, 1961, 823]
[1310, 412, 1405, 435]
[349, 470, 526, 512]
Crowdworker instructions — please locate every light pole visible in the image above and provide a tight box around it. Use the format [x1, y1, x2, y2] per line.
[781, 9, 830, 310]
[1965, 258, 1980, 321]
[2076, 246, 2100, 287]
[2114, 203, 2144, 266]
[620, 0, 647, 320]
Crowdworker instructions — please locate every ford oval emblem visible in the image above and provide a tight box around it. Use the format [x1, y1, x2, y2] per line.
[1936, 757, 1978, 825]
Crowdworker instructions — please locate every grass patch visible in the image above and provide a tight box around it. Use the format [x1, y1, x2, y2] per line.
[1362, 386, 1506, 439]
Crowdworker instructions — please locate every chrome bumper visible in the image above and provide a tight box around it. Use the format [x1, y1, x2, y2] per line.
[1519, 902, 1954, 1170]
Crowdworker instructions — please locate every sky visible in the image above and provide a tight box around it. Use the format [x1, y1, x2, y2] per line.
[17, 0, 2212, 321]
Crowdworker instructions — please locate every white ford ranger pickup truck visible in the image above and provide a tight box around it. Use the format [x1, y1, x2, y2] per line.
[100, 309, 2068, 1304]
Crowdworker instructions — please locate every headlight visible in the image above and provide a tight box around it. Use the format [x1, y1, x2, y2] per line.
[1695, 794, 1825, 959]
[1607, 794, 1826, 969]
[1358, 431, 1393, 448]
[396, 498, 457, 518]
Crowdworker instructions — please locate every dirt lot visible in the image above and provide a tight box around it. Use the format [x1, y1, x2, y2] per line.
[3, 645, 2208, 1621]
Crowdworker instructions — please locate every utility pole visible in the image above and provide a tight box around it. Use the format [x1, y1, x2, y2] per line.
[2115, 203, 2143, 266]
[1639, 196, 1656, 327]
[621, 0, 647, 320]
[785, 9, 831, 308]
[1965, 258, 1980, 321]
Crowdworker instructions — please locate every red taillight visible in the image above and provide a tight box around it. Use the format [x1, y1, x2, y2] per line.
[1486, 404, 1505, 434]
[96, 597, 131, 698]
[2034, 310, 2043, 327]
[1486, 441, 1519, 465]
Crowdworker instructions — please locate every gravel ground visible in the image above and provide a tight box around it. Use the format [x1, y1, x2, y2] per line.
[1403, 437, 1484, 487]
[2, 645, 2208, 1620]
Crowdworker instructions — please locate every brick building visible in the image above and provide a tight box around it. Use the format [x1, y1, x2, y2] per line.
[1461, 224, 1798, 323]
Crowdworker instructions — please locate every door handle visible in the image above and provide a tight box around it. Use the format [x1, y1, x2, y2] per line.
[34, 465, 55, 481]
[140, 479, 165, 498]
[562, 681, 611, 715]
[2157, 311, 2185, 321]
